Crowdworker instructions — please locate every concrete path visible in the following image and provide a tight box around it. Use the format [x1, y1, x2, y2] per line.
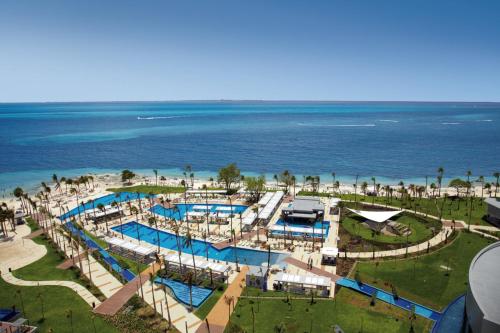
[0, 224, 101, 307]
[196, 266, 249, 333]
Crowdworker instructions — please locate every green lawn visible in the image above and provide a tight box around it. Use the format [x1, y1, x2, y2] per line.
[108, 185, 185, 194]
[339, 194, 490, 225]
[341, 213, 438, 245]
[13, 235, 83, 284]
[228, 288, 431, 333]
[195, 288, 225, 319]
[1, 270, 118, 333]
[354, 231, 495, 310]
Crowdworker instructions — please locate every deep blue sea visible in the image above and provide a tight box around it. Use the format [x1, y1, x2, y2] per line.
[0, 101, 499, 193]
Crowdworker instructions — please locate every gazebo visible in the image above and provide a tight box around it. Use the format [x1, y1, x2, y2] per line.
[347, 208, 402, 231]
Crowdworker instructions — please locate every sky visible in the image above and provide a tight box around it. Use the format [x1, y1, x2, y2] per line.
[1, 0, 499, 102]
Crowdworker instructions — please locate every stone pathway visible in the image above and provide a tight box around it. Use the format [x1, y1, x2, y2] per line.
[196, 266, 249, 333]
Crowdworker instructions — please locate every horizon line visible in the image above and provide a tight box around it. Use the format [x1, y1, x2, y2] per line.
[1, 99, 500, 104]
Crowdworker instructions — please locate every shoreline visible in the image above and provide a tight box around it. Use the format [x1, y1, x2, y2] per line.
[0, 167, 495, 201]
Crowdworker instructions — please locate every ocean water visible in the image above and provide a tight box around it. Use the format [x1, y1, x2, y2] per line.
[0, 101, 499, 192]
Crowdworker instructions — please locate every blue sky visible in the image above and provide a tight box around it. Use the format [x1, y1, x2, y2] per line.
[1, 0, 499, 102]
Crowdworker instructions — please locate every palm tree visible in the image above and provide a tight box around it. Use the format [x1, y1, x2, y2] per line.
[224, 295, 233, 322]
[203, 184, 211, 235]
[171, 224, 183, 274]
[111, 200, 123, 238]
[478, 176, 485, 200]
[202, 231, 209, 260]
[273, 174, 279, 189]
[186, 271, 195, 312]
[494, 172, 500, 197]
[437, 167, 444, 197]
[153, 169, 158, 186]
[331, 172, 336, 194]
[354, 175, 359, 208]
[184, 230, 197, 279]
[361, 181, 368, 195]
[149, 273, 157, 312]
[291, 175, 297, 196]
[371, 177, 376, 206]
[466, 170, 472, 197]
[97, 203, 108, 234]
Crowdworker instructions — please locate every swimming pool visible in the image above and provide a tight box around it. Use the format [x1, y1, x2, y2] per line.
[59, 192, 153, 221]
[273, 219, 330, 237]
[150, 203, 248, 221]
[112, 221, 288, 267]
[155, 277, 213, 308]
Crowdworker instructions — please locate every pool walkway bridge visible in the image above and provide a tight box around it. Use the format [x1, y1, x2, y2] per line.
[212, 228, 266, 250]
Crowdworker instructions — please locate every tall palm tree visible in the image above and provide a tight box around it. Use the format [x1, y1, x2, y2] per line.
[273, 174, 278, 189]
[354, 175, 359, 207]
[331, 172, 336, 194]
[171, 223, 183, 274]
[203, 184, 211, 235]
[149, 273, 157, 312]
[111, 200, 123, 238]
[494, 172, 500, 197]
[97, 203, 108, 234]
[478, 176, 485, 200]
[184, 230, 197, 279]
[202, 230, 209, 260]
[153, 169, 158, 186]
[371, 177, 376, 206]
[186, 271, 194, 312]
[437, 167, 444, 197]
[466, 170, 472, 197]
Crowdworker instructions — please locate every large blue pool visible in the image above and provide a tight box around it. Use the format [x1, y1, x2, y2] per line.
[150, 203, 248, 221]
[112, 221, 288, 266]
[273, 219, 330, 237]
[155, 277, 213, 308]
[59, 192, 153, 221]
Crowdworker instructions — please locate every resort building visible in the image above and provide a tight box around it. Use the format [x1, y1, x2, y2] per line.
[246, 266, 268, 290]
[282, 196, 324, 223]
[484, 198, 500, 227]
[321, 246, 339, 265]
[87, 205, 122, 223]
[273, 272, 331, 297]
[465, 241, 500, 333]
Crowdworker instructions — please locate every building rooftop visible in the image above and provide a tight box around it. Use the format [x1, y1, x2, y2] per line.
[485, 197, 500, 209]
[468, 241, 500, 326]
[282, 196, 324, 217]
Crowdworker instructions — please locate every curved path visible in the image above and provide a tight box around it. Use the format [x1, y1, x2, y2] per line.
[0, 224, 101, 307]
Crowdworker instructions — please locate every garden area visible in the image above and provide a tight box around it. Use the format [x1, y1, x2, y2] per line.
[352, 231, 495, 310]
[339, 207, 441, 252]
[226, 288, 431, 333]
[339, 193, 489, 226]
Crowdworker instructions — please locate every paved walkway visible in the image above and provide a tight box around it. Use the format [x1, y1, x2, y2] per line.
[196, 266, 249, 333]
[0, 224, 101, 307]
[213, 228, 266, 249]
[94, 263, 161, 316]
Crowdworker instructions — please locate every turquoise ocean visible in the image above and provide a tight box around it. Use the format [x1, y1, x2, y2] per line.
[0, 101, 499, 194]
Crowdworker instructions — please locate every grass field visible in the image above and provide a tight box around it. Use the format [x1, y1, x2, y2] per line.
[0, 278, 118, 333]
[339, 194, 489, 225]
[108, 185, 185, 194]
[228, 288, 431, 333]
[353, 231, 494, 310]
[341, 213, 439, 245]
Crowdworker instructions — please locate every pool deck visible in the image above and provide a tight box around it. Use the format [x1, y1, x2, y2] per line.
[212, 228, 266, 250]
[284, 257, 342, 282]
[196, 266, 249, 333]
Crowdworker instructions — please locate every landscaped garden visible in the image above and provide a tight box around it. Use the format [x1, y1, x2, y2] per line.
[0, 271, 118, 333]
[339, 193, 489, 226]
[226, 288, 431, 333]
[352, 231, 495, 310]
[339, 206, 441, 252]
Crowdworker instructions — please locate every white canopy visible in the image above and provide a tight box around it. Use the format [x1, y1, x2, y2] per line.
[258, 192, 274, 206]
[163, 253, 230, 273]
[105, 237, 156, 256]
[242, 212, 257, 226]
[91, 206, 121, 218]
[186, 211, 206, 217]
[259, 191, 284, 220]
[215, 206, 235, 211]
[347, 208, 402, 223]
[275, 272, 331, 287]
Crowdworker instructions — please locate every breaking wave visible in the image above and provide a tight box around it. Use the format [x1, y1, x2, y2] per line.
[137, 116, 183, 120]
